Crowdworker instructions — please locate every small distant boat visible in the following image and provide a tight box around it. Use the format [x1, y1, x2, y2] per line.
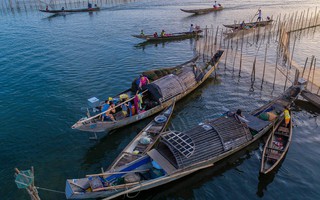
[132, 30, 202, 42]
[65, 86, 302, 200]
[108, 102, 175, 170]
[39, 7, 100, 14]
[260, 110, 293, 174]
[180, 6, 224, 15]
[223, 20, 273, 29]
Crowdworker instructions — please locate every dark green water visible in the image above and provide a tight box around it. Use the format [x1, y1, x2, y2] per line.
[1, 0, 320, 199]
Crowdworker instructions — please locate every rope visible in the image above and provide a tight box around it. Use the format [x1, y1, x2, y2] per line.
[125, 183, 141, 199]
[35, 187, 65, 194]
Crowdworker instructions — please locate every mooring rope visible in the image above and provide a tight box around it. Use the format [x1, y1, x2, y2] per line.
[35, 186, 65, 194]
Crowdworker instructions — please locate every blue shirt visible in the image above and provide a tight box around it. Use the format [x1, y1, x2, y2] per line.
[101, 104, 110, 116]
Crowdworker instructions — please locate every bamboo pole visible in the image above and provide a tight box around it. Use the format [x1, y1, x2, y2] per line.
[301, 57, 309, 78]
[261, 43, 268, 88]
[224, 39, 230, 71]
[311, 58, 316, 92]
[250, 57, 256, 92]
[306, 56, 315, 88]
[232, 39, 238, 74]
[86, 169, 150, 177]
[239, 30, 244, 77]
[273, 47, 279, 90]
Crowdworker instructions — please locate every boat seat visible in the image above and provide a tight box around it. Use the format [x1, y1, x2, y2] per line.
[146, 126, 163, 134]
[265, 153, 280, 160]
[266, 147, 284, 152]
[275, 131, 289, 137]
[147, 149, 177, 175]
[278, 126, 289, 133]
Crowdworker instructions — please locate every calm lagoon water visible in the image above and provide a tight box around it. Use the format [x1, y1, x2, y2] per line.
[1, 0, 320, 199]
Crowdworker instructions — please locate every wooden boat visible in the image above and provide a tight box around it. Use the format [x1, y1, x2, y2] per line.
[108, 102, 175, 170]
[223, 20, 273, 29]
[65, 85, 302, 199]
[132, 30, 202, 42]
[71, 50, 224, 133]
[301, 90, 320, 109]
[260, 110, 292, 174]
[39, 7, 100, 14]
[180, 6, 224, 15]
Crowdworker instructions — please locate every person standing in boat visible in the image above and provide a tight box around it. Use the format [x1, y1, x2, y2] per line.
[61, 7, 65, 11]
[88, 2, 93, 9]
[140, 30, 144, 36]
[46, 5, 49, 11]
[139, 74, 150, 91]
[213, 1, 217, 8]
[257, 9, 262, 22]
[284, 107, 291, 127]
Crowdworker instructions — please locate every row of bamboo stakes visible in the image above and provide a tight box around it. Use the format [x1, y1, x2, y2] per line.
[196, 8, 320, 93]
[0, 0, 137, 14]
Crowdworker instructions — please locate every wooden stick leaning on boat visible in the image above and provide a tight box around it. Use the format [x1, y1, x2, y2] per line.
[79, 90, 148, 124]
[86, 169, 150, 177]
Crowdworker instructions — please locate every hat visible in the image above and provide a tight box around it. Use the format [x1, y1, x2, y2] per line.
[108, 97, 113, 101]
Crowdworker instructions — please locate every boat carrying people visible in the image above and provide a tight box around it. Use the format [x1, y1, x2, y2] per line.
[71, 50, 224, 134]
[132, 29, 202, 42]
[65, 85, 302, 199]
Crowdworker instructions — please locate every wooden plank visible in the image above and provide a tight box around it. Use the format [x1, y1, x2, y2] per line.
[147, 149, 177, 175]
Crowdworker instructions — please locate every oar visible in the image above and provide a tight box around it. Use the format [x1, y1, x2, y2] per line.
[86, 169, 149, 177]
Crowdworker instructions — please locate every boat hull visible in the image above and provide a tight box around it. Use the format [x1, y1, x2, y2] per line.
[39, 7, 100, 13]
[223, 20, 273, 29]
[180, 6, 224, 14]
[132, 31, 202, 42]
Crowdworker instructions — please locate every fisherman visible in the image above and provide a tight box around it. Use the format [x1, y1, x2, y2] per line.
[213, 1, 217, 8]
[61, 7, 65, 11]
[140, 30, 144, 36]
[101, 98, 116, 122]
[189, 24, 194, 32]
[153, 32, 158, 38]
[139, 74, 150, 90]
[46, 5, 49, 11]
[160, 30, 166, 37]
[284, 106, 291, 127]
[88, 2, 93, 9]
[257, 9, 262, 22]
[240, 21, 246, 29]
[234, 109, 250, 125]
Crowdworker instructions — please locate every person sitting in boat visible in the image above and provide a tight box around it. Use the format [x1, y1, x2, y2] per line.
[121, 98, 132, 117]
[160, 30, 166, 37]
[257, 9, 262, 22]
[139, 74, 150, 91]
[267, 16, 271, 21]
[94, 4, 98, 8]
[153, 32, 158, 38]
[189, 24, 194, 32]
[234, 109, 250, 125]
[140, 30, 144, 36]
[101, 99, 116, 122]
[240, 21, 246, 29]
[46, 5, 49, 11]
[284, 106, 291, 127]
[61, 7, 65, 11]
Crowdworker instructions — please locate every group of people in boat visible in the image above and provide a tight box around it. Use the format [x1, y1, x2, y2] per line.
[45, 2, 98, 11]
[152, 30, 168, 38]
[99, 74, 151, 122]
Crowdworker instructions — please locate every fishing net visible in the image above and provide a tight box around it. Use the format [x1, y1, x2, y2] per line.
[15, 170, 34, 189]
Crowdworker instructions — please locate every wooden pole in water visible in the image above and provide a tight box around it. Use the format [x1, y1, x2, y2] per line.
[214, 26, 219, 45]
[232, 39, 239, 74]
[261, 43, 268, 88]
[301, 57, 309, 78]
[311, 58, 316, 92]
[273, 47, 279, 90]
[289, 35, 297, 69]
[225, 39, 230, 70]
[239, 30, 244, 77]
[306, 55, 315, 88]
[250, 57, 256, 91]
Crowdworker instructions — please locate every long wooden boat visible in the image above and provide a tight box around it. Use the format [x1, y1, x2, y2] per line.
[71, 50, 224, 133]
[260, 110, 292, 174]
[223, 19, 273, 29]
[39, 7, 100, 13]
[301, 90, 320, 109]
[108, 102, 175, 170]
[65, 85, 302, 199]
[132, 30, 202, 42]
[180, 6, 223, 15]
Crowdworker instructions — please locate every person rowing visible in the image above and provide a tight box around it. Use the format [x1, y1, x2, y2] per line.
[257, 9, 262, 22]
